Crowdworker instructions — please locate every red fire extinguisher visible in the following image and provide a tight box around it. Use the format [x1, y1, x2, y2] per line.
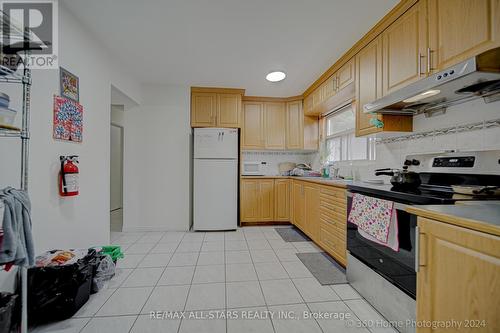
[59, 155, 79, 197]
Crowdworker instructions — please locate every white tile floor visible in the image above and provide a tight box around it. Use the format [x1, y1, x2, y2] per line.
[31, 226, 397, 333]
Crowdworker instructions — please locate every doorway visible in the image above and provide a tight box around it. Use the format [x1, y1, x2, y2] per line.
[110, 106, 124, 231]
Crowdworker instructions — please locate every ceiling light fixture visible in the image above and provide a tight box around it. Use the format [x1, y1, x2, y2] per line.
[266, 71, 286, 82]
[403, 89, 441, 103]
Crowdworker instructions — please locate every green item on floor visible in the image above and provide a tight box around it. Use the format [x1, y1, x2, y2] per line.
[98, 245, 124, 262]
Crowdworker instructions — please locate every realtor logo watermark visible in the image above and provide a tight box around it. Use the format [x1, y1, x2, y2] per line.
[1, 0, 58, 69]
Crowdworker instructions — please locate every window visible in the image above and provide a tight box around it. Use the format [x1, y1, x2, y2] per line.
[324, 105, 376, 162]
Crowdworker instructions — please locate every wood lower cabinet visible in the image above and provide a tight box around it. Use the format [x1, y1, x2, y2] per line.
[416, 217, 500, 333]
[292, 181, 305, 229]
[240, 179, 274, 222]
[304, 184, 320, 240]
[428, 0, 500, 72]
[317, 185, 347, 266]
[292, 180, 347, 266]
[274, 179, 290, 221]
[191, 88, 244, 128]
[240, 178, 289, 224]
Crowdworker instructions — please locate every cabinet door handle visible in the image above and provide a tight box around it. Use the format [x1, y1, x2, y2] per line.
[415, 226, 427, 272]
[427, 48, 433, 73]
[418, 52, 424, 77]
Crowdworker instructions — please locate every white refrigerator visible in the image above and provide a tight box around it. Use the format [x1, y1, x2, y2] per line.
[193, 128, 238, 231]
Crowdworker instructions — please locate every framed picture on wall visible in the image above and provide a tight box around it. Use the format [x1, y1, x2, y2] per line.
[59, 67, 79, 102]
[53, 95, 83, 143]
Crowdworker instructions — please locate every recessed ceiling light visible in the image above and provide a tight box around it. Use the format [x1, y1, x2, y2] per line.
[266, 71, 286, 82]
[403, 89, 441, 103]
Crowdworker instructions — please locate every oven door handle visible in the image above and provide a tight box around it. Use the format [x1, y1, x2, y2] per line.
[347, 191, 411, 211]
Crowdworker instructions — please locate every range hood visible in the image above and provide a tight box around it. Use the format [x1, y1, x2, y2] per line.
[364, 47, 500, 115]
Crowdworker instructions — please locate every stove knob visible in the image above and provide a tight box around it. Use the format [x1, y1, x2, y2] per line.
[404, 159, 412, 166]
[412, 159, 420, 166]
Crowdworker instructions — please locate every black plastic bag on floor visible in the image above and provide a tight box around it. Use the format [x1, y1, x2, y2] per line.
[27, 249, 96, 325]
[91, 254, 115, 294]
[0, 292, 18, 333]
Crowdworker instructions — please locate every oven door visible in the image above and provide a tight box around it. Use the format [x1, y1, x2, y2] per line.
[347, 191, 417, 299]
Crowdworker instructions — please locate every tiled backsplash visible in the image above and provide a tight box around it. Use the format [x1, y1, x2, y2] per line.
[242, 151, 315, 176]
[313, 98, 500, 182]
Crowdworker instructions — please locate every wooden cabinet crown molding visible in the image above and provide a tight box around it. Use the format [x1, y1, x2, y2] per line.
[191, 86, 245, 95]
[243, 95, 303, 103]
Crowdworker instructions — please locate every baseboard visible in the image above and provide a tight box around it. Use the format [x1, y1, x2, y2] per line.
[240, 221, 291, 227]
[121, 226, 190, 232]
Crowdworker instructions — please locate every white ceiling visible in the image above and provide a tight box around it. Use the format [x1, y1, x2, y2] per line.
[62, 0, 398, 97]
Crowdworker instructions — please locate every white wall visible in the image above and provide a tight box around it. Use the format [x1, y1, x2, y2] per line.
[1, 3, 140, 260]
[122, 84, 191, 231]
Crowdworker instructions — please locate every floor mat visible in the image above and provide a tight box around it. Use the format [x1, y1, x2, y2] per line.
[297, 252, 347, 285]
[275, 227, 310, 242]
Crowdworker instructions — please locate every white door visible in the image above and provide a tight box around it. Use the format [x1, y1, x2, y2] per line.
[194, 128, 238, 159]
[110, 124, 123, 211]
[194, 159, 238, 231]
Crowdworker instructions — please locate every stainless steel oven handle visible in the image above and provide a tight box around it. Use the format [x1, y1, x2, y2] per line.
[415, 226, 420, 272]
[346, 191, 411, 211]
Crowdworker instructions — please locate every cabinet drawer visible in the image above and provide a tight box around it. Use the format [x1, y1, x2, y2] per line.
[320, 199, 347, 215]
[320, 208, 347, 225]
[319, 222, 346, 261]
[320, 186, 346, 199]
[320, 214, 346, 236]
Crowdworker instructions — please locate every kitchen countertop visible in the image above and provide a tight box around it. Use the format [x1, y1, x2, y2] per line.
[407, 202, 500, 236]
[240, 175, 352, 188]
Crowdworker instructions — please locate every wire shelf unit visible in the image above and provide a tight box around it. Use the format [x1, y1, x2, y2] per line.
[1, 10, 34, 333]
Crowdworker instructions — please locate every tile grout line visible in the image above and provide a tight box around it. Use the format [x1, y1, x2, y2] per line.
[178, 231, 206, 333]
[243, 229, 277, 333]
[266, 228, 327, 333]
[125, 231, 186, 333]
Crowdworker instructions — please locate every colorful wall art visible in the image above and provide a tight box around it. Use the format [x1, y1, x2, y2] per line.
[53, 95, 83, 142]
[59, 67, 79, 101]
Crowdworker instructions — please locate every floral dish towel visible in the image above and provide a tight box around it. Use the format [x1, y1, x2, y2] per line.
[348, 193, 399, 251]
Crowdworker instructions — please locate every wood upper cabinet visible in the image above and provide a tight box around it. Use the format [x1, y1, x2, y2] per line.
[285, 101, 304, 150]
[355, 36, 383, 136]
[336, 58, 355, 91]
[240, 179, 274, 222]
[264, 102, 286, 149]
[242, 102, 265, 149]
[292, 181, 305, 229]
[428, 0, 500, 72]
[242, 98, 318, 151]
[303, 94, 313, 116]
[274, 179, 290, 221]
[382, 0, 428, 95]
[217, 93, 241, 128]
[304, 116, 319, 150]
[191, 88, 243, 128]
[191, 92, 217, 127]
[416, 217, 500, 333]
[355, 36, 413, 137]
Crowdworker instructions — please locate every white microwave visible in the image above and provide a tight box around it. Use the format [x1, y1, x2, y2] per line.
[242, 161, 267, 176]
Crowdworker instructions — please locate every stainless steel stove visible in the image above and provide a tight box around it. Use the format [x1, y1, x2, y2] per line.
[345, 150, 500, 333]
